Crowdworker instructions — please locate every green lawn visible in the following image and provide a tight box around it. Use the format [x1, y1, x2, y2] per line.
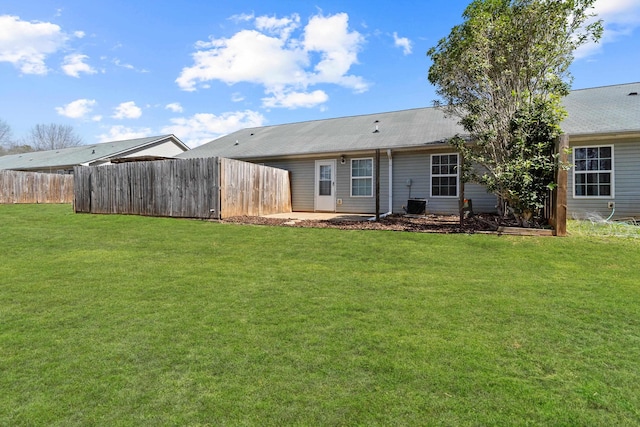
[1, 204, 639, 426]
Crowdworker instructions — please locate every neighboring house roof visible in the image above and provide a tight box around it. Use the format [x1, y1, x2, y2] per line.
[0, 134, 188, 171]
[179, 82, 640, 160]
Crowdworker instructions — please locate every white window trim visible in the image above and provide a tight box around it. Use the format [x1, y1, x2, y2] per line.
[572, 144, 615, 199]
[430, 153, 459, 198]
[350, 157, 373, 198]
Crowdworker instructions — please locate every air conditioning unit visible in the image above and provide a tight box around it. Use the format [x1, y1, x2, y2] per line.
[406, 198, 427, 215]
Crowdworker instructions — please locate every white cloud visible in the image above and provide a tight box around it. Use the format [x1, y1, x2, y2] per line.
[55, 98, 96, 118]
[112, 101, 142, 119]
[575, 0, 640, 58]
[161, 110, 266, 147]
[74, 31, 85, 39]
[165, 102, 184, 113]
[0, 15, 69, 75]
[176, 12, 368, 109]
[262, 89, 329, 109]
[178, 29, 308, 90]
[97, 125, 153, 142]
[255, 14, 300, 39]
[113, 58, 149, 73]
[302, 13, 367, 91]
[62, 53, 97, 77]
[229, 13, 255, 24]
[393, 32, 413, 55]
[231, 92, 245, 102]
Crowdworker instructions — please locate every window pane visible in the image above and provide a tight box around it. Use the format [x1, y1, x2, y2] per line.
[320, 165, 331, 180]
[575, 148, 586, 160]
[587, 185, 599, 196]
[352, 178, 372, 196]
[319, 181, 331, 196]
[575, 160, 586, 171]
[600, 159, 611, 170]
[352, 159, 372, 177]
[575, 174, 585, 184]
[586, 173, 598, 184]
[599, 173, 611, 184]
[587, 148, 598, 159]
[600, 185, 611, 196]
[587, 160, 599, 171]
[600, 147, 612, 158]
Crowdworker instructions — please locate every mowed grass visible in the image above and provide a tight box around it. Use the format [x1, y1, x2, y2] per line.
[1, 205, 640, 426]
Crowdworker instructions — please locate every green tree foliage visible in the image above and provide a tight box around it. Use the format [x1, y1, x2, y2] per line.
[427, 0, 602, 224]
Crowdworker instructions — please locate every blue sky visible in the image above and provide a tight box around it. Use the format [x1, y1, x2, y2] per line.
[1, 0, 639, 148]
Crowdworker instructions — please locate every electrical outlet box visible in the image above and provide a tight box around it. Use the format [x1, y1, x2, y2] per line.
[608, 201, 615, 209]
[337, 198, 343, 205]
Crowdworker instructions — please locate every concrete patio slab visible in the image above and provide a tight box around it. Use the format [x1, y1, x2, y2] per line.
[261, 212, 374, 221]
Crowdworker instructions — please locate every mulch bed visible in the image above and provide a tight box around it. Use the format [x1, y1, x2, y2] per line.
[221, 213, 525, 234]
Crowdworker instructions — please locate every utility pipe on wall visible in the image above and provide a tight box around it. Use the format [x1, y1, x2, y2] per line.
[387, 149, 393, 214]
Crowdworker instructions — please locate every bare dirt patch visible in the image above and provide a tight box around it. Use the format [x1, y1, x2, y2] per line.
[221, 213, 511, 234]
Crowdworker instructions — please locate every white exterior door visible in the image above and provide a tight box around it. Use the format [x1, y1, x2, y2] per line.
[315, 160, 336, 211]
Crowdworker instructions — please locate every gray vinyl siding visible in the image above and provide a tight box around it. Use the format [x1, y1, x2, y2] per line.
[260, 159, 315, 212]
[391, 149, 498, 215]
[463, 183, 498, 213]
[261, 155, 389, 213]
[568, 138, 640, 219]
[336, 154, 389, 214]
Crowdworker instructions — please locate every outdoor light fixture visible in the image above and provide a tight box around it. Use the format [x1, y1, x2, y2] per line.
[340, 155, 346, 164]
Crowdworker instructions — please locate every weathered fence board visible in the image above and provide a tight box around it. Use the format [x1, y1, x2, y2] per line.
[220, 158, 291, 218]
[74, 158, 220, 218]
[0, 170, 74, 204]
[74, 157, 291, 219]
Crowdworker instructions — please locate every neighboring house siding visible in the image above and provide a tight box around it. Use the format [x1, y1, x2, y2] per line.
[122, 141, 186, 158]
[568, 138, 640, 219]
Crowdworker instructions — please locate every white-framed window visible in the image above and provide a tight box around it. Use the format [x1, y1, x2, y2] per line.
[573, 145, 614, 198]
[351, 158, 373, 197]
[431, 153, 458, 197]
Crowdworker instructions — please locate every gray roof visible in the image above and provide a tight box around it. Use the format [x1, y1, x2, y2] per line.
[180, 82, 640, 160]
[179, 107, 465, 160]
[561, 82, 640, 135]
[0, 135, 186, 171]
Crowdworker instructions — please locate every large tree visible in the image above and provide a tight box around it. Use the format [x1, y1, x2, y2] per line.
[25, 123, 83, 151]
[0, 118, 12, 147]
[427, 0, 602, 225]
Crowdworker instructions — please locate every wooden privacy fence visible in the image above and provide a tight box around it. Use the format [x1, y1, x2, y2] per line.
[74, 157, 291, 219]
[0, 170, 74, 204]
[220, 157, 292, 217]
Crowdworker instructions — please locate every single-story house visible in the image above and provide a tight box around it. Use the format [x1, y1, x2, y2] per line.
[0, 134, 188, 174]
[178, 83, 640, 220]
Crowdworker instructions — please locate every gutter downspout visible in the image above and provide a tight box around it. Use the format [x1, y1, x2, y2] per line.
[387, 149, 393, 215]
